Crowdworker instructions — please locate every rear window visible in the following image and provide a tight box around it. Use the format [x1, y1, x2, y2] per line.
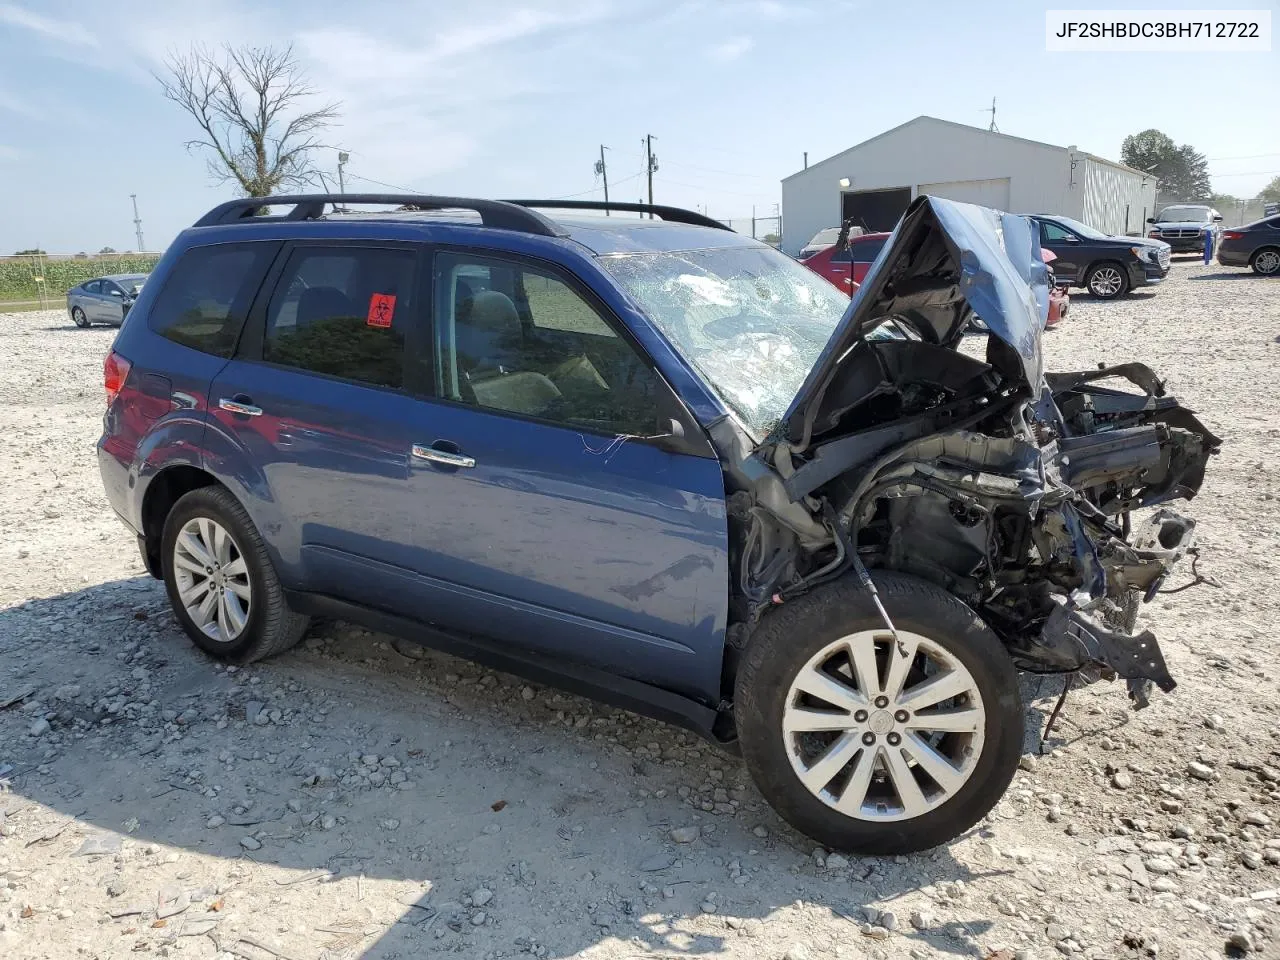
[148, 243, 278, 357]
[263, 246, 416, 390]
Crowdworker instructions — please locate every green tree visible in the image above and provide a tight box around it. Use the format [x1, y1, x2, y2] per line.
[98, 246, 117, 255]
[158, 44, 339, 198]
[1121, 128, 1211, 201]
[13, 248, 45, 256]
[1258, 176, 1280, 202]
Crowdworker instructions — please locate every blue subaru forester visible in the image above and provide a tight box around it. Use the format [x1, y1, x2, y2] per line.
[99, 194, 1217, 853]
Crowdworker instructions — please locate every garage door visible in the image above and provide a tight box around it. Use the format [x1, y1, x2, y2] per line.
[917, 177, 1011, 210]
[841, 187, 912, 232]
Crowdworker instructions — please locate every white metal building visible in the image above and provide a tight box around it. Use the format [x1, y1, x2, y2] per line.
[781, 116, 1157, 257]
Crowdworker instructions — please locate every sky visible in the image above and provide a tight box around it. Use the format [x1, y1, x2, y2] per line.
[0, 0, 1276, 254]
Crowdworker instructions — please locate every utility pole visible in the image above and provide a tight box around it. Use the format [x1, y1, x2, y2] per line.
[129, 194, 145, 252]
[645, 134, 658, 217]
[594, 145, 610, 214]
[337, 151, 349, 196]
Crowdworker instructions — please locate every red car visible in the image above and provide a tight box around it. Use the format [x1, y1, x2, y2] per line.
[800, 231, 891, 293]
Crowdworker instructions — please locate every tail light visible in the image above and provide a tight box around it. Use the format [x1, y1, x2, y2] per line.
[104, 350, 132, 404]
[1222, 230, 1244, 240]
[1147, 231, 1160, 238]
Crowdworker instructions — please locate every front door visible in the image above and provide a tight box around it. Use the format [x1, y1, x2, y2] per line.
[1038, 219, 1085, 284]
[390, 250, 728, 702]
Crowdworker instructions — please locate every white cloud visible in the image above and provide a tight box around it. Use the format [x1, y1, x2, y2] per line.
[0, 3, 97, 47]
[708, 35, 753, 62]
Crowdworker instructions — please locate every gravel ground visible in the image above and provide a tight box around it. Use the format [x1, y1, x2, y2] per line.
[1, 259, 1277, 960]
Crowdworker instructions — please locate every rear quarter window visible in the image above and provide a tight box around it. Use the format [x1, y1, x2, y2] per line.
[147, 242, 279, 357]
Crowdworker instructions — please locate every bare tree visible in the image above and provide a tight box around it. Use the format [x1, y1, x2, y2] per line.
[158, 45, 339, 197]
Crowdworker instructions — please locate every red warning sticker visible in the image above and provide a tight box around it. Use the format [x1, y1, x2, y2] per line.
[367, 293, 396, 328]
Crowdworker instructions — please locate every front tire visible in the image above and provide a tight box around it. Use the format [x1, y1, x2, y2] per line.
[161, 486, 309, 663]
[1085, 262, 1129, 299]
[71, 307, 89, 328]
[735, 573, 1022, 854]
[1251, 247, 1280, 276]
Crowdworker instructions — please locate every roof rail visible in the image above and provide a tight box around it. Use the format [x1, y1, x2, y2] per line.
[192, 194, 568, 237]
[503, 199, 733, 231]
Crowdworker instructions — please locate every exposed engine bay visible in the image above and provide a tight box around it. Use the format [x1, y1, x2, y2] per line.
[717, 197, 1220, 707]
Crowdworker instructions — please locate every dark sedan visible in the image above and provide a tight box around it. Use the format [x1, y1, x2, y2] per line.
[66, 273, 148, 328]
[1029, 215, 1170, 299]
[1217, 215, 1280, 276]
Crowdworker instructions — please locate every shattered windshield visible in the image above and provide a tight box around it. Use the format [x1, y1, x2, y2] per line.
[601, 245, 851, 437]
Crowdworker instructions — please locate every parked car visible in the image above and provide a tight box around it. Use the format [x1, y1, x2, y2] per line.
[801, 231, 891, 292]
[67, 273, 148, 328]
[1029, 214, 1170, 299]
[1217, 214, 1280, 276]
[98, 193, 1217, 854]
[1147, 204, 1223, 254]
[798, 222, 863, 261]
[1265, 202, 1279, 218]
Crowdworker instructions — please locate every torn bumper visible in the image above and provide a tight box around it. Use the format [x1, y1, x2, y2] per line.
[1038, 602, 1175, 694]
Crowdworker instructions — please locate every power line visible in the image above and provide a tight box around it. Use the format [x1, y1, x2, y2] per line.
[657, 175, 778, 199]
[660, 158, 772, 180]
[1207, 152, 1280, 161]
[344, 171, 419, 192]
[1208, 169, 1280, 178]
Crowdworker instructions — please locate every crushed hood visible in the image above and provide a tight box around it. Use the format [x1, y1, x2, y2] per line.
[779, 195, 1049, 450]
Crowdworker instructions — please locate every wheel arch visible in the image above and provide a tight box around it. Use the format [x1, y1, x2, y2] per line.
[139, 465, 224, 576]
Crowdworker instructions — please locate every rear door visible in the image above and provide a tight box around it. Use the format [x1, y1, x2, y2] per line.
[390, 249, 729, 701]
[206, 240, 430, 600]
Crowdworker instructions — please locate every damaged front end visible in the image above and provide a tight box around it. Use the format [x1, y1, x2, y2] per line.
[725, 196, 1220, 707]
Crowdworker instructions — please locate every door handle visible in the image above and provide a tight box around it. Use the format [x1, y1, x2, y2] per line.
[219, 397, 263, 417]
[412, 444, 475, 468]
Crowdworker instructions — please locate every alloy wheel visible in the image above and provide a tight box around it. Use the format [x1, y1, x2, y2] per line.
[72, 307, 88, 328]
[781, 629, 986, 822]
[1088, 267, 1123, 297]
[1256, 250, 1280, 275]
[172, 517, 252, 643]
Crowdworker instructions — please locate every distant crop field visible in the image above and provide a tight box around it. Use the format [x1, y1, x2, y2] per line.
[0, 254, 161, 301]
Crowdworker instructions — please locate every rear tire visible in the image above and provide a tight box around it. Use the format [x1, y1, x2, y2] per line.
[735, 573, 1022, 854]
[161, 486, 309, 663]
[1251, 247, 1280, 276]
[1085, 262, 1129, 299]
[71, 307, 89, 328]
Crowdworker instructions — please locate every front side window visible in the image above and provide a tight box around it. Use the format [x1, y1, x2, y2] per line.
[1040, 220, 1076, 244]
[264, 246, 415, 390]
[148, 242, 278, 357]
[434, 253, 668, 436]
[851, 238, 887, 263]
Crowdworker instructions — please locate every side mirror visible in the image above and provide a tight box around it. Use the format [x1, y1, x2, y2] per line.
[1063, 235, 1080, 243]
[668, 417, 685, 440]
[1146, 217, 1156, 224]
[109, 289, 123, 297]
[1212, 215, 1223, 222]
